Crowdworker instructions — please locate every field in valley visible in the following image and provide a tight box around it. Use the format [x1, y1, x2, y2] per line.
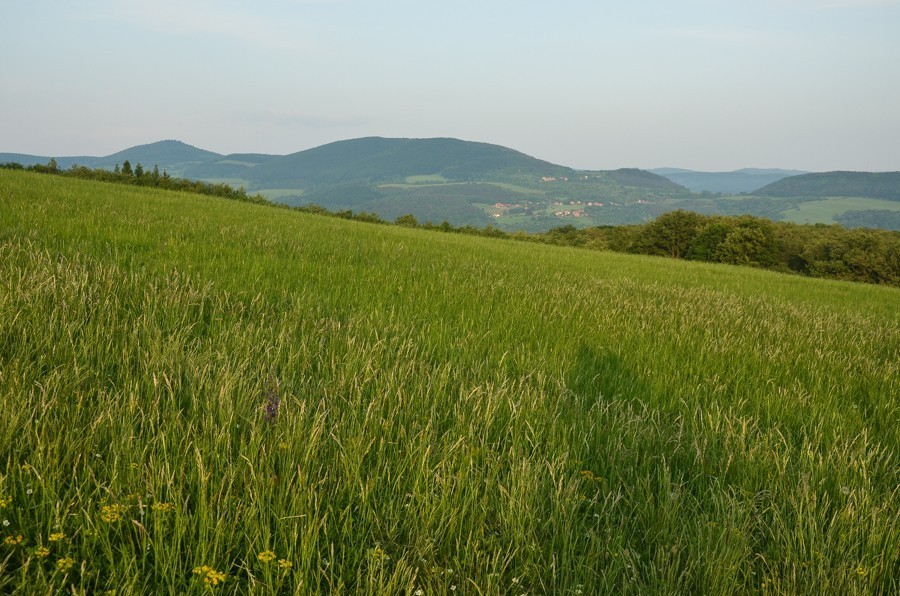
[0, 170, 897, 593]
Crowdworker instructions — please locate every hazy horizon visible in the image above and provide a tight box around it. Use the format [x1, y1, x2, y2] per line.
[3, 0, 899, 172]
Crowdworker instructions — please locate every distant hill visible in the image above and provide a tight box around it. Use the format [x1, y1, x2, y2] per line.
[14, 137, 898, 231]
[0, 153, 95, 170]
[651, 168, 807, 194]
[239, 137, 574, 188]
[181, 153, 278, 180]
[607, 168, 684, 190]
[754, 171, 900, 200]
[1, 140, 221, 175]
[91, 140, 221, 171]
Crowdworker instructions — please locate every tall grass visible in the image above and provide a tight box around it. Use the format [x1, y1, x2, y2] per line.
[0, 170, 897, 593]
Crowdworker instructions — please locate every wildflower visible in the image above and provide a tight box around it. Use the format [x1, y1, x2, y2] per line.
[257, 550, 276, 563]
[414, 590, 424, 596]
[2, 519, 9, 527]
[4, 535, 24, 546]
[278, 442, 289, 450]
[264, 383, 281, 423]
[151, 502, 176, 513]
[0, 495, 11, 508]
[56, 557, 76, 572]
[34, 546, 50, 558]
[49, 532, 66, 542]
[450, 585, 457, 591]
[579, 470, 594, 480]
[369, 546, 389, 562]
[193, 565, 227, 586]
[100, 504, 128, 523]
[856, 565, 867, 577]
[277, 559, 293, 570]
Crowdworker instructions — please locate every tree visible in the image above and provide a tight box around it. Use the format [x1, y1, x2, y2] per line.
[134, 163, 144, 178]
[637, 210, 705, 258]
[688, 220, 732, 262]
[395, 213, 418, 227]
[122, 160, 133, 176]
[717, 216, 779, 267]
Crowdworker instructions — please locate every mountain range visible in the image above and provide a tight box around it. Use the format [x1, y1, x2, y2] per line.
[3, 138, 899, 231]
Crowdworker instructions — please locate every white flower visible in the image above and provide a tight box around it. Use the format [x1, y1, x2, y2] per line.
[2, 519, 9, 527]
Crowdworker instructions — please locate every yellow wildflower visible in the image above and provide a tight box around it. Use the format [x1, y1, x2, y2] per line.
[3, 535, 24, 546]
[48, 532, 66, 542]
[151, 502, 176, 513]
[56, 557, 76, 572]
[277, 559, 293, 570]
[34, 546, 50, 558]
[856, 565, 868, 577]
[100, 504, 128, 523]
[193, 565, 227, 586]
[0, 495, 11, 508]
[369, 546, 389, 561]
[257, 550, 276, 563]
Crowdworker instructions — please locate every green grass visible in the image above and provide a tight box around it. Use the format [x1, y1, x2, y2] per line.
[378, 182, 468, 189]
[0, 170, 898, 593]
[779, 197, 900, 224]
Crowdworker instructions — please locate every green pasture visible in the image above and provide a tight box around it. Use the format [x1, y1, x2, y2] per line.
[779, 197, 900, 224]
[0, 170, 897, 593]
[404, 174, 450, 184]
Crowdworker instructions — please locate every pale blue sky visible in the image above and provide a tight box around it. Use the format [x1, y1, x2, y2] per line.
[2, 0, 899, 170]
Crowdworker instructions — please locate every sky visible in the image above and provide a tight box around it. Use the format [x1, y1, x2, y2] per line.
[2, 0, 899, 171]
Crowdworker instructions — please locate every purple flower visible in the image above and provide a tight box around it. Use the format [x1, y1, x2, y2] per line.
[264, 384, 280, 423]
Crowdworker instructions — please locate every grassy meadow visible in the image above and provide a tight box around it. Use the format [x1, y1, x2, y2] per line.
[0, 169, 898, 593]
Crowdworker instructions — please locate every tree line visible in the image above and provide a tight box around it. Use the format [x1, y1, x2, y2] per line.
[4, 161, 898, 286]
[3, 158, 269, 205]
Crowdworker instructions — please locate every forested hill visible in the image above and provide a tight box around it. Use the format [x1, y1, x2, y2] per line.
[239, 137, 574, 187]
[91, 140, 222, 169]
[754, 171, 900, 200]
[0, 140, 221, 173]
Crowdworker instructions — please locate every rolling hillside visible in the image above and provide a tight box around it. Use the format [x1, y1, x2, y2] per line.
[234, 136, 574, 188]
[754, 171, 900, 200]
[5, 139, 899, 230]
[1, 169, 898, 592]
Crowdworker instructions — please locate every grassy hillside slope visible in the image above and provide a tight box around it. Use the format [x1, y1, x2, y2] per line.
[0, 170, 897, 593]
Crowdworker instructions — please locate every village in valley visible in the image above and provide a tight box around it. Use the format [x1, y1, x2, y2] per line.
[479, 171, 671, 230]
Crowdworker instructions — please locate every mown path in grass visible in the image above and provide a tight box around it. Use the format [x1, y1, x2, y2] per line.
[1, 170, 897, 593]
